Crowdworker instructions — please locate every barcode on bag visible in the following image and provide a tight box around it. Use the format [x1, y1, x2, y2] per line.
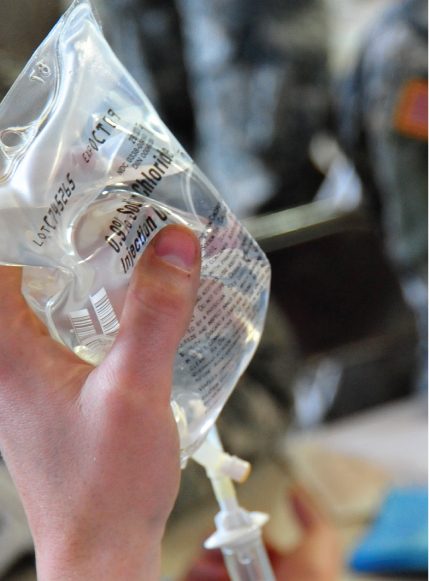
[69, 308, 99, 346]
[90, 287, 120, 336]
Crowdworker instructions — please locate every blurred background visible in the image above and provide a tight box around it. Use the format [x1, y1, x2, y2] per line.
[0, 0, 427, 579]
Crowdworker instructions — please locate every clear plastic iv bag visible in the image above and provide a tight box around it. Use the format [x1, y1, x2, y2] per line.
[0, 0, 270, 461]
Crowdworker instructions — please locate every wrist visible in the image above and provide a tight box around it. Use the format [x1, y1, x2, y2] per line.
[34, 526, 164, 581]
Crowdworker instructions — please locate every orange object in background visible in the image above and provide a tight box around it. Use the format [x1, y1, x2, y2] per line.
[394, 79, 428, 141]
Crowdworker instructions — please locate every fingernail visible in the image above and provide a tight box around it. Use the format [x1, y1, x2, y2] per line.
[154, 226, 199, 272]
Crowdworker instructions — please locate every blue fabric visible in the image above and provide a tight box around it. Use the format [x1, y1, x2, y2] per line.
[349, 487, 428, 574]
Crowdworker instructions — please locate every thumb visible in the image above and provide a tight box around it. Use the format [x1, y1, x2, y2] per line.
[105, 224, 201, 401]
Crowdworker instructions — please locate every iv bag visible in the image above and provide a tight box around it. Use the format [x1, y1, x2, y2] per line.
[0, 0, 270, 461]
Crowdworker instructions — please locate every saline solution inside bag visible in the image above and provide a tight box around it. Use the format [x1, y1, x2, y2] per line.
[0, 0, 271, 461]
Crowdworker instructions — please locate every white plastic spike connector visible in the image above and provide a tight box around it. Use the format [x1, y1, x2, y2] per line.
[192, 438, 251, 483]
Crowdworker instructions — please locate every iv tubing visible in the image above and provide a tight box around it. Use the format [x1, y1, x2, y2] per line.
[195, 427, 276, 581]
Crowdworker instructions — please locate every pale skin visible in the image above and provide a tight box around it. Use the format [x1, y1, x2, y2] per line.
[0, 225, 201, 580]
[0, 224, 340, 580]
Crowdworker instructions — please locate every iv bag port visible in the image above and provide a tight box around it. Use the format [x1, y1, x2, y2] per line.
[0, 129, 26, 149]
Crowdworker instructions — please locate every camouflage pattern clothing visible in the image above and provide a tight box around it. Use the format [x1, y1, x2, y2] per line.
[337, 0, 428, 278]
[336, 0, 428, 391]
